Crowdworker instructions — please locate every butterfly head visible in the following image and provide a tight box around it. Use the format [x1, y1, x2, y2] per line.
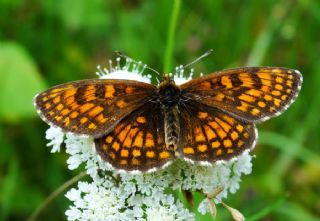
[158, 74, 181, 107]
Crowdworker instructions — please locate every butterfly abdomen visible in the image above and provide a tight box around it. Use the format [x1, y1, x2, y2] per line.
[164, 105, 180, 151]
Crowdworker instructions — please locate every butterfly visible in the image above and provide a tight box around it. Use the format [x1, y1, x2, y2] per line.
[34, 66, 302, 172]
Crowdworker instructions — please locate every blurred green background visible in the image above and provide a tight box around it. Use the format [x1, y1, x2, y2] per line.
[0, 0, 319, 220]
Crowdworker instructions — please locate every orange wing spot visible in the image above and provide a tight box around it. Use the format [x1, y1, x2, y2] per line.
[200, 81, 211, 89]
[112, 142, 120, 152]
[258, 101, 266, 108]
[159, 151, 171, 159]
[105, 136, 113, 143]
[45, 103, 51, 109]
[227, 149, 234, 154]
[211, 141, 220, 148]
[223, 139, 232, 148]
[272, 68, 283, 74]
[195, 127, 206, 142]
[48, 111, 54, 116]
[264, 94, 273, 101]
[251, 108, 260, 116]
[204, 125, 216, 140]
[51, 88, 65, 93]
[95, 114, 108, 124]
[64, 88, 77, 98]
[83, 85, 96, 101]
[236, 124, 244, 132]
[102, 144, 108, 151]
[231, 131, 239, 140]
[61, 108, 70, 116]
[88, 123, 97, 130]
[63, 117, 70, 126]
[288, 74, 294, 79]
[70, 111, 79, 119]
[217, 129, 227, 139]
[198, 112, 208, 119]
[257, 72, 272, 80]
[66, 97, 80, 110]
[281, 95, 288, 100]
[56, 104, 64, 111]
[286, 89, 292, 94]
[215, 117, 231, 132]
[80, 117, 88, 124]
[197, 144, 208, 152]
[261, 86, 271, 93]
[105, 85, 115, 98]
[79, 103, 95, 113]
[286, 80, 293, 87]
[239, 73, 253, 86]
[123, 134, 134, 148]
[55, 115, 62, 121]
[116, 100, 127, 108]
[88, 105, 103, 117]
[216, 149, 223, 156]
[145, 132, 155, 148]
[214, 93, 225, 102]
[221, 115, 235, 124]
[275, 84, 283, 90]
[132, 149, 141, 157]
[271, 90, 281, 96]
[42, 96, 49, 102]
[71, 125, 78, 130]
[237, 101, 249, 112]
[114, 123, 125, 135]
[239, 93, 255, 103]
[136, 116, 146, 124]
[243, 132, 249, 138]
[120, 149, 129, 158]
[132, 158, 140, 165]
[133, 131, 144, 147]
[273, 98, 281, 107]
[221, 76, 233, 88]
[118, 125, 132, 143]
[246, 89, 263, 97]
[146, 151, 155, 158]
[109, 152, 116, 159]
[276, 77, 283, 83]
[183, 147, 195, 154]
[237, 140, 244, 148]
[125, 86, 135, 94]
[53, 96, 61, 104]
[120, 159, 128, 165]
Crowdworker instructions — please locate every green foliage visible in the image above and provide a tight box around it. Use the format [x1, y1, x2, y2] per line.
[0, 0, 319, 220]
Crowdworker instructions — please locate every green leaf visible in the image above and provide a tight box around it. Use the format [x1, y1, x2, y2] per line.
[0, 42, 47, 122]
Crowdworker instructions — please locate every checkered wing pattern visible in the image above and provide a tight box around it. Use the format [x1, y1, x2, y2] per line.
[95, 102, 174, 172]
[178, 101, 256, 162]
[180, 67, 302, 122]
[34, 79, 156, 137]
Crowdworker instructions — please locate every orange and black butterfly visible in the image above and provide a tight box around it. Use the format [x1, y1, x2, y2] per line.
[34, 66, 302, 172]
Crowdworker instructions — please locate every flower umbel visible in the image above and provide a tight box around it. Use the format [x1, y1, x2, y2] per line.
[44, 58, 253, 221]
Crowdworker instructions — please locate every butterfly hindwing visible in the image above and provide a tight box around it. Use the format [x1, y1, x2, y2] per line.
[34, 79, 157, 137]
[178, 101, 256, 162]
[180, 67, 302, 122]
[95, 101, 175, 172]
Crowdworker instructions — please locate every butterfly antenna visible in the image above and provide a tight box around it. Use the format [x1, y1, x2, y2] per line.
[115, 51, 163, 83]
[182, 49, 213, 69]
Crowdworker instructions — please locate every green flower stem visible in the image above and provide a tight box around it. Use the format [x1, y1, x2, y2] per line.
[163, 0, 181, 73]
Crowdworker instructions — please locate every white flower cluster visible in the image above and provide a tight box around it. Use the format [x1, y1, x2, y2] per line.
[45, 58, 253, 221]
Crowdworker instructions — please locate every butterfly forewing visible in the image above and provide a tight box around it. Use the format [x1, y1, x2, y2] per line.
[95, 101, 175, 172]
[178, 101, 256, 162]
[34, 79, 157, 137]
[180, 67, 302, 122]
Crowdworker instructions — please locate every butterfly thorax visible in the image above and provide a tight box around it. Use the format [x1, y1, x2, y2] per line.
[158, 75, 181, 151]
